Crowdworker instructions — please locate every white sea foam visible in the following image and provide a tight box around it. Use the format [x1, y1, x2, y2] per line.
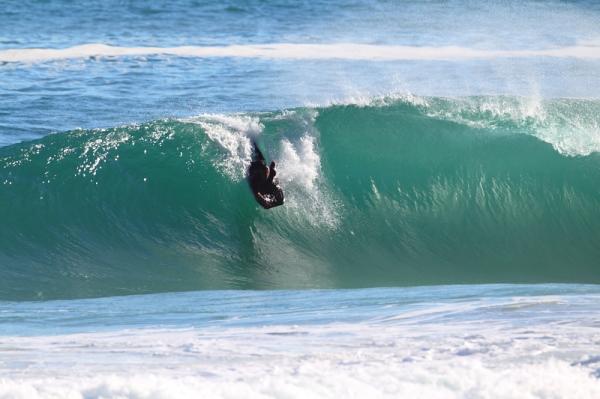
[279, 136, 320, 192]
[2, 42, 600, 64]
[413, 95, 600, 156]
[184, 114, 261, 180]
[1, 286, 599, 398]
[317, 92, 430, 109]
[1, 359, 598, 399]
[534, 103, 600, 156]
[276, 135, 340, 229]
[1, 316, 599, 398]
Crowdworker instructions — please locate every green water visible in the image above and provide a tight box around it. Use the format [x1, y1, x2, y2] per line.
[2, 97, 600, 300]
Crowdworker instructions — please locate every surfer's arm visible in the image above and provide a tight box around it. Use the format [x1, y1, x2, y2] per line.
[267, 161, 276, 183]
[256, 192, 274, 209]
[253, 141, 265, 162]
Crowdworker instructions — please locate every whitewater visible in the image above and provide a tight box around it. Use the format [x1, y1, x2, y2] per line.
[2, 0, 600, 397]
[3, 42, 600, 64]
[2, 285, 600, 398]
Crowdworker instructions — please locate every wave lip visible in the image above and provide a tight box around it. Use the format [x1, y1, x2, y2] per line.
[2, 42, 600, 64]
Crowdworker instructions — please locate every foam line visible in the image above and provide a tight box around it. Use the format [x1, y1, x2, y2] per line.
[1, 43, 600, 63]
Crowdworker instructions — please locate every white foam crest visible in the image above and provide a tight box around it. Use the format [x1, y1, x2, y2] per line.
[422, 96, 600, 156]
[313, 92, 429, 109]
[185, 114, 262, 180]
[278, 137, 320, 191]
[422, 96, 545, 129]
[534, 104, 600, 156]
[480, 96, 546, 122]
[277, 135, 340, 228]
[2, 43, 600, 64]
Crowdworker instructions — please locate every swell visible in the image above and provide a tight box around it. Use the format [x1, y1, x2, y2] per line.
[2, 96, 600, 300]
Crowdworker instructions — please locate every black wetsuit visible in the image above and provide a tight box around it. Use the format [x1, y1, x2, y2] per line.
[248, 142, 284, 209]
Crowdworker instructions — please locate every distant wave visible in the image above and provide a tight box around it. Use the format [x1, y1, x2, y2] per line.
[1, 43, 600, 63]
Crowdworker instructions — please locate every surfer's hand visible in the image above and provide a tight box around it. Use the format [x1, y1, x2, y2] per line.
[258, 192, 271, 203]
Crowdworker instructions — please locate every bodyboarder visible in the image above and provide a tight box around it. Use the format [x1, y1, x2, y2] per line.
[247, 141, 284, 209]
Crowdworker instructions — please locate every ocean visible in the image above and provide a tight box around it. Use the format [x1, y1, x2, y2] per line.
[1, 0, 600, 397]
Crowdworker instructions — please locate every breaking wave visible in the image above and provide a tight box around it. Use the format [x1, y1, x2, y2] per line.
[2, 95, 600, 300]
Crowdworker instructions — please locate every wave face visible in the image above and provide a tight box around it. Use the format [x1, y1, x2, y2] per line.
[2, 96, 600, 300]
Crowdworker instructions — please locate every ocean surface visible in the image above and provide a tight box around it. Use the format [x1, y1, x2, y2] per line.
[1, 0, 600, 397]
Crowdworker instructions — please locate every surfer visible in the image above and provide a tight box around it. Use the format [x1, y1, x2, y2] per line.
[248, 141, 284, 209]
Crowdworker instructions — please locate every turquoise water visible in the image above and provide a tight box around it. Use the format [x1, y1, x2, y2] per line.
[2, 0, 600, 397]
[2, 97, 600, 300]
